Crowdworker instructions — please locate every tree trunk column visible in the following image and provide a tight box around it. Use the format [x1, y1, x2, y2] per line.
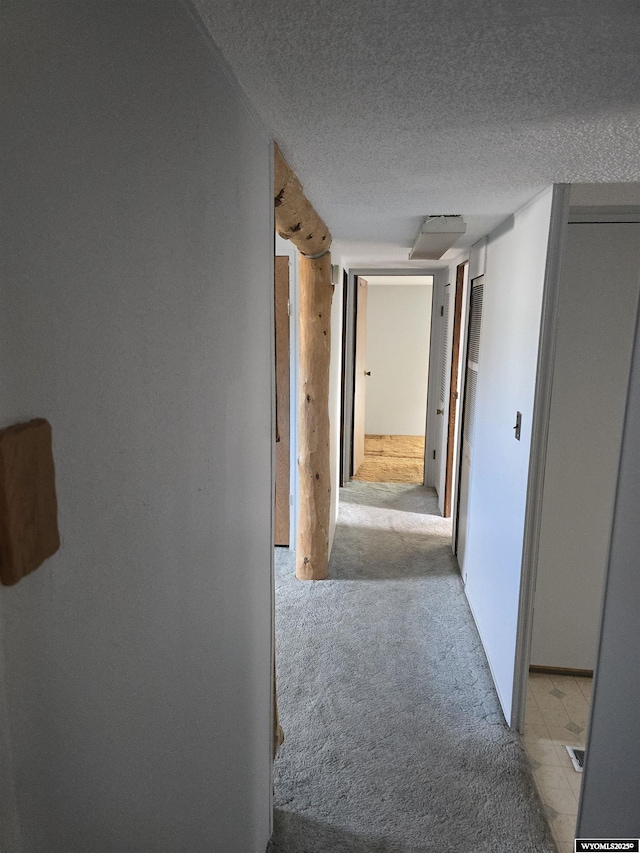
[296, 252, 333, 580]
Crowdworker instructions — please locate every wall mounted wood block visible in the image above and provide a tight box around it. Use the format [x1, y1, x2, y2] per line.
[0, 419, 60, 586]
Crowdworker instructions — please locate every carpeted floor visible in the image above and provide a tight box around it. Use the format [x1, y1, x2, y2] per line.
[352, 435, 425, 484]
[269, 482, 555, 853]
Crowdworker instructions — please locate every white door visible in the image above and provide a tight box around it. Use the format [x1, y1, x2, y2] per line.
[456, 275, 484, 581]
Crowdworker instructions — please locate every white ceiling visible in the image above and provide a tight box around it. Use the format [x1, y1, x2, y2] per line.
[192, 0, 640, 268]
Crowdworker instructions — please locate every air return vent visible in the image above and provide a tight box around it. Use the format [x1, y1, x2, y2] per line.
[410, 216, 466, 260]
[440, 290, 450, 404]
[467, 281, 483, 365]
[566, 746, 585, 772]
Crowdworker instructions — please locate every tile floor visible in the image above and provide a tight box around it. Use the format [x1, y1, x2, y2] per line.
[524, 672, 593, 853]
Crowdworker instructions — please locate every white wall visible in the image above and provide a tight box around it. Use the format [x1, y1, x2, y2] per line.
[364, 285, 432, 435]
[0, 4, 273, 852]
[463, 188, 555, 724]
[531, 221, 640, 670]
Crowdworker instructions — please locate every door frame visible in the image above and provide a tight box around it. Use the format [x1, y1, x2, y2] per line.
[274, 256, 291, 545]
[444, 261, 468, 517]
[274, 234, 300, 549]
[512, 194, 640, 732]
[450, 267, 471, 550]
[340, 267, 441, 485]
[351, 276, 369, 476]
[339, 269, 349, 486]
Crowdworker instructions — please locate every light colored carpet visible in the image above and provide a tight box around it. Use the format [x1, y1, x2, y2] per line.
[269, 482, 555, 853]
[353, 435, 425, 484]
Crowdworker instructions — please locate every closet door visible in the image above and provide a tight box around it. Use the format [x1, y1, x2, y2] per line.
[456, 275, 484, 579]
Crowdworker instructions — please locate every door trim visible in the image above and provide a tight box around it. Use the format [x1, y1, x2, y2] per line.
[444, 262, 467, 516]
[339, 269, 349, 487]
[274, 256, 290, 545]
[352, 277, 368, 475]
[452, 269, 472, 553]
[341, 267, 440, 485]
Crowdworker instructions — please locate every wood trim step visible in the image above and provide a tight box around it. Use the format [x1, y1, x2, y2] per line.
[529, 664, 594, 678]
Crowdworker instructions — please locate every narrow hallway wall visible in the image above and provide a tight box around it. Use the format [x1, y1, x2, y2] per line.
[463, 188, 556, 724]
[0, 3, 273, 851]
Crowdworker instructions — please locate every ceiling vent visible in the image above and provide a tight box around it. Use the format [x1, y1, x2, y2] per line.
[409, 215, 466, 260]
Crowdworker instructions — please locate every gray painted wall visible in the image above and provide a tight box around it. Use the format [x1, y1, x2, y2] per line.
[577, 301, 640, 838]
[0, 3, 273, 851]
[531, 222, 640, 670]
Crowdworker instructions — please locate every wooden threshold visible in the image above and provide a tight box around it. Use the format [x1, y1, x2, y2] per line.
[529, 664, 594, 678]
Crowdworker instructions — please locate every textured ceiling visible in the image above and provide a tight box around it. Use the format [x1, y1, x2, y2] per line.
[192, 0, 640, 267]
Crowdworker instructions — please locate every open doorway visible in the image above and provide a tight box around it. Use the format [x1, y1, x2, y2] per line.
[350, 275, 433, 484]
[520, 211, 640, 850]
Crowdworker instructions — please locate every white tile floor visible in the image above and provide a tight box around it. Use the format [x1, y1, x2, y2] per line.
[523, 673, 592, 853]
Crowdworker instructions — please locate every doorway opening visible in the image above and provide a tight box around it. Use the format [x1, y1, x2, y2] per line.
[519, 210, 640, 847]
[347, 274, 434, 485]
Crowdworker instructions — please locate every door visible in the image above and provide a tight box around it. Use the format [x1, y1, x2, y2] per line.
[444, 262, 467, 517]
[456, 275, 484, 578]
[352, 277, 368, 475]
[436, 284, 451, 506]
[274, 256, 290, 546]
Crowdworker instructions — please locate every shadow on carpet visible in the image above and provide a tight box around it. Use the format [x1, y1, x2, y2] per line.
[267, 810, 404, 853]
[270, 482, 555, 853]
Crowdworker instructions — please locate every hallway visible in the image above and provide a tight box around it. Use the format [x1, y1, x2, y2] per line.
[270, 482, 555, 852]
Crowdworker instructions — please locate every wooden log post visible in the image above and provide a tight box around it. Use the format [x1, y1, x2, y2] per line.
[274, 146, 333, 580]
[296, 253, 333, 579]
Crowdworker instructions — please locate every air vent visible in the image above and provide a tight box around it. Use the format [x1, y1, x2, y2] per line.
[566, 746, 585, 772]
[467, 281, 483, 365]
[410, 216, 467, 260]
[440, 291, 450, 403]
[464, 370, 477, 446]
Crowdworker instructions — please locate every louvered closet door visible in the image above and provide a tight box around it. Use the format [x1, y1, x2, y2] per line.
[456, 275, 484, 579]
